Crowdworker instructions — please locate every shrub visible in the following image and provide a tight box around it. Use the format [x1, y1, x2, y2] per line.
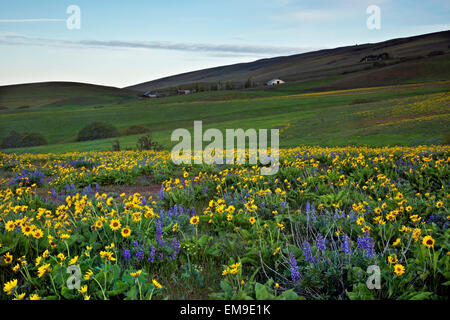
[1, 131, 21, 149]
[136, 135, 163, 151]
[123, 125, 151, 136]
[77, 122, 119, 141]
[428, 50, 444, 57]
[1, 131, 47, 149]
[20, 132, 48, 147]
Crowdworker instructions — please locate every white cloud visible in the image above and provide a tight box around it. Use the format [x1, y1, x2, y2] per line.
[0, 33, 320, 56]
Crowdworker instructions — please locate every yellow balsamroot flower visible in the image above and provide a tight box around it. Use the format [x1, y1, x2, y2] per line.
[277, 223, 285, 230]
[5, 220, 15, 231]
[249, 217, 256, 225]
[190, 216, 199, 225]
[152, 279, 163, 289]
[84, 295, 90, 300]
[273, 247, 281, 255]
[356, 217, 364, 225]
[13, 293, 26, 300]
[69, 256, 79, 265]
[422, 235, 435, 248]
[29, 294, 41, 300]
[388, 254, 398, 264]
[12, 263, 20, 272]
[226, 205, 235, 213]
[227, 214, 233, 221]
[393, 264, 405, 276]
[229, 267, 239, 275]
[32, 228, 44, 239]
[37, 264, 51, 278]
[78, 285, 88, 294]
[21, 225, 33, 236]
[109, 219, 121, 231]
[57, 253, 66, 262]
[35, 256, 42, 267]
[84, 269, 94, 280]
[95, 220, 103, 229]
[412, 228, 421, 242]
[4, 252, 13, 264]
[42, 250, 49, 258]
[99, 251, 116, 261]
[3, 279, 18, 295]
[121, 226, 131, 238]
[172, 223, 178, 232]
[130, 270, 142, 278]
[392, 238, 401, 246]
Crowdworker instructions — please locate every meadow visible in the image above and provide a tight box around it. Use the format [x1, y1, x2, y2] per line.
[0, 145, 448, 300]
[1, 80, 449, 154]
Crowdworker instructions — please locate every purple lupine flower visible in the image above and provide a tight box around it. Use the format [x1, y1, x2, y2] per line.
[155, 220, 165, 246]
[302, 242, 316, 263]
[159, 185, 165, 200]
[289, 252, 300, 282]
[357, 234, 375, 259]
[341, 235, 352, 254]
[136, 249, 144, 261]
[148, 246, 155, 263]
[133, 240, 140, 248]
[316, 233, 326, 251]
[171, 238, 180, 260]
[122, 249, 131, 262]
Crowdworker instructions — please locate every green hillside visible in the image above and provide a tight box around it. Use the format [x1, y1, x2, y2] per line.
[1, 80, 449, 154]
[126, 30, 450, 92]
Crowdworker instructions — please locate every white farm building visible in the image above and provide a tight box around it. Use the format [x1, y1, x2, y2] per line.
[266, 78, 285, 86]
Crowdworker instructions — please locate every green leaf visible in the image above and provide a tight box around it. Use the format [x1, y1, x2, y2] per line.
[255, 283, 273, 300]
[409, 292, 433, 300]
[278, 289, 301, 300]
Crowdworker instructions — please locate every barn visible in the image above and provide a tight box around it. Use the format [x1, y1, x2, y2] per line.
[266, 78, 285, 86]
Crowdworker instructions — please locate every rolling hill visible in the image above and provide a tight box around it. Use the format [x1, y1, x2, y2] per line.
[126, 30, 450, 92]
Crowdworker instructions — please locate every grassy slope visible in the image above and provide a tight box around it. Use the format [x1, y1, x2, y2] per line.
[1, 80, 449, 154]
[126, 30, 450, 92]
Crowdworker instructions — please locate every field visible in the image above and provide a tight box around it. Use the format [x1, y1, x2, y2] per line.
[0, 146, 449, 300]
[1, 80, 449, 154]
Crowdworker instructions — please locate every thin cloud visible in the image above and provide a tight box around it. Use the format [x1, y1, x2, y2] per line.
[0, 33, 322, 55]
[0, 18, 65, 23]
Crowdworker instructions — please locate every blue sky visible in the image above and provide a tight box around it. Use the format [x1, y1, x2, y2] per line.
[0, 0, 449, 87]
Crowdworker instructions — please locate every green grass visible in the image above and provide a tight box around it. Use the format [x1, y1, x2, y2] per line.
[1, 80, 449, 154]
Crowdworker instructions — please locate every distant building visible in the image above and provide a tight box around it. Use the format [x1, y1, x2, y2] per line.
[266, 78, 285, 86]
[142, 90, 160, 98]
[177, 89, 196, 95]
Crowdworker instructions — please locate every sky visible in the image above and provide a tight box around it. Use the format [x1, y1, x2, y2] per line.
[0, 0, 449, 88]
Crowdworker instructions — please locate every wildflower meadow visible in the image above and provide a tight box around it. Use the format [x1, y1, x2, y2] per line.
[0, 145, 448, 300]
